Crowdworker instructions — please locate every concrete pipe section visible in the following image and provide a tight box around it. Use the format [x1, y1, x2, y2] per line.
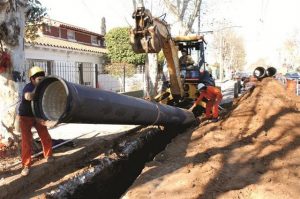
[32, 76, 195, 126]
[266, 67, 277, 77]
[253, 67, 266, 79]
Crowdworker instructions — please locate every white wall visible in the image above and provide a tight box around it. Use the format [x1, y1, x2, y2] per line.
[98, 74, 120, 92]
[25, 45, 105, 87]
[25, 45, 104, 67]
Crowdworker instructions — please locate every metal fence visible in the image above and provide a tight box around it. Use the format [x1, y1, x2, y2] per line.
[276, 76, 300, 96]
[297, 79, 300, 96]
[24, 59, 145, 92]
[25, 59, 98, 88]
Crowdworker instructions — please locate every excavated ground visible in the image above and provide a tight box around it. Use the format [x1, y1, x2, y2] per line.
[123, 78, 300, 199]
[0, 122, 191, 198]
[1, 78, 299, 199]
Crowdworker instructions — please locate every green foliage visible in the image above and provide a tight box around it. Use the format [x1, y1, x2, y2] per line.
[105, 27, 145, 65]
[104, 63, 136, 78]
[25, 0, 47, 41]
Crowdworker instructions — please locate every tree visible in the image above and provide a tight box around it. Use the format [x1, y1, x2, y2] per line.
[212, 28, 246, 79]
[226, 31, 246, 71]
[281, 34, 300, 71]
[104, 27, 145, 92]
[162, 0, 203, 35]
[0, 0, 46, 146]
[105, 27, 145, 65]
[25, 0, 47, 41]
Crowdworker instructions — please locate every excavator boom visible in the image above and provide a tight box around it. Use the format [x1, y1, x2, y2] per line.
[130, 5, 211, 106]
[130, 5, 183, 98]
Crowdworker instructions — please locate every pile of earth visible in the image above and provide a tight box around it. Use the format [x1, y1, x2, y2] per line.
[123, 78, 300, 199]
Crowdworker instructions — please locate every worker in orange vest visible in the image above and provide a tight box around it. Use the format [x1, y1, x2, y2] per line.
[189, 83, 223, 122]
[18, 66, 54, 176]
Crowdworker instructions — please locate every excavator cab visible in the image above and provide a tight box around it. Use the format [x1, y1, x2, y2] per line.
[175, 36, 214, 84]
[173, 36, 215, 101]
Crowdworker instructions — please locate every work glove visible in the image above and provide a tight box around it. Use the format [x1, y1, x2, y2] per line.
[36, 118, 57, 128]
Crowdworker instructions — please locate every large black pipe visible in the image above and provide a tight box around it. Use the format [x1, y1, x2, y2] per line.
[32, 76, 195, 126]
[253, 67, 266, 79]
[266, 67, 277, 77]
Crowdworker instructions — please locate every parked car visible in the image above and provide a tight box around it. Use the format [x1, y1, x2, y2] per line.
[285, 72, 300, 80]
[233, 72, 251, 81]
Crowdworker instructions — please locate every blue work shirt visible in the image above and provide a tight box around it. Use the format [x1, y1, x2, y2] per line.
[18, 82, 35, 117]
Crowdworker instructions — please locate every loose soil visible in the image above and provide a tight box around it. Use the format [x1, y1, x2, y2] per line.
[123, 78, 300, 199]
[1, 78, 300, 199]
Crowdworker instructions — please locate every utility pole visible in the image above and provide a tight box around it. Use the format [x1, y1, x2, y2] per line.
[197, 3, 201, 62]
[219, 35, 224, 81]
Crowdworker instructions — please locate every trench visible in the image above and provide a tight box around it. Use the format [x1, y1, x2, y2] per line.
[44, 100, 234, 199]
[46, 125, 190, 199]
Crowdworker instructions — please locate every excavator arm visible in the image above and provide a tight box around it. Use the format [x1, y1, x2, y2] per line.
[130, 5, 211, 109]
[130, 6, 183, 99]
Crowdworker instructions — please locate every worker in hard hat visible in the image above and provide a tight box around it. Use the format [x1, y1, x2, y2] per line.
[189, 83, 223, 122]
[18, 66, 53, 176]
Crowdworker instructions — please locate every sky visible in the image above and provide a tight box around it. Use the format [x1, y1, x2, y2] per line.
[39, 0, 134, 33]
[39, 0, 300, 67]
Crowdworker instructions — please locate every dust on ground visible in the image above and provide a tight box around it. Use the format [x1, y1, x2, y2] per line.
[123, 78, 300, 199]
[0, 141, 20, 172]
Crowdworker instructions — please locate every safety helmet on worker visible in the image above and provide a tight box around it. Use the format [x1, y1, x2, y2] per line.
[28, 66, 45, 78]
[197, 83, 206, 90]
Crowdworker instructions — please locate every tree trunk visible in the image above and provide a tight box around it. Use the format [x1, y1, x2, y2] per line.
[0, 1, 27, 146]
[144, 53, 158, 99]
[163, 0, 202, 35]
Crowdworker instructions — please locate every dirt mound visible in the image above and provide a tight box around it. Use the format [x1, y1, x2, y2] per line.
[123, 78, 300, 199]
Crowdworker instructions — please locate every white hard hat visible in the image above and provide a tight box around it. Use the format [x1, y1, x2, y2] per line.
[197, 83, 206, 90]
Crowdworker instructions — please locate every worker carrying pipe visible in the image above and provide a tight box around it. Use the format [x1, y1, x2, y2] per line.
[18, 66, 54, 176]
[32, 76, 195, 127]
[188, 83, 223, 122]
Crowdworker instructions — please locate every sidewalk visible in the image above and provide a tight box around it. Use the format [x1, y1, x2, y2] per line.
[45, 123, 138, 140]
[0, 123, 139, 199]
[215, 79, 236, 105]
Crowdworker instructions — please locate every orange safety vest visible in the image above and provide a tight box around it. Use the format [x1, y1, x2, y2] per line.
[194, 86, 222, 105]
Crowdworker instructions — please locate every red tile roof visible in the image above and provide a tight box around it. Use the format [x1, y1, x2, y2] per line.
[43, 18, 104, 37]
[26, 36, 107, 54]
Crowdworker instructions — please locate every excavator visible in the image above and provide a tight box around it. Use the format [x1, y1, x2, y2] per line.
[130, 5, 215, 109]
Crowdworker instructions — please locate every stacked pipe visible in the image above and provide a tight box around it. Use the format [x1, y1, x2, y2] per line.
[253, 66, 277, 79]
[32, 76, 195, 127]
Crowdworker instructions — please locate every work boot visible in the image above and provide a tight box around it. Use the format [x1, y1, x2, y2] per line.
[46, 156, 54, 163]
[21, 166, 30, 176]
[211, 118, 219, 122]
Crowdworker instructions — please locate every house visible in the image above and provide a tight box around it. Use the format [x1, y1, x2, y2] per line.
[25, 18, 107, 88]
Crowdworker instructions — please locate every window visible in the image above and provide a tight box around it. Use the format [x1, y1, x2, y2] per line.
[67, 30, 75, 40]
[91, 36, 98, 45]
